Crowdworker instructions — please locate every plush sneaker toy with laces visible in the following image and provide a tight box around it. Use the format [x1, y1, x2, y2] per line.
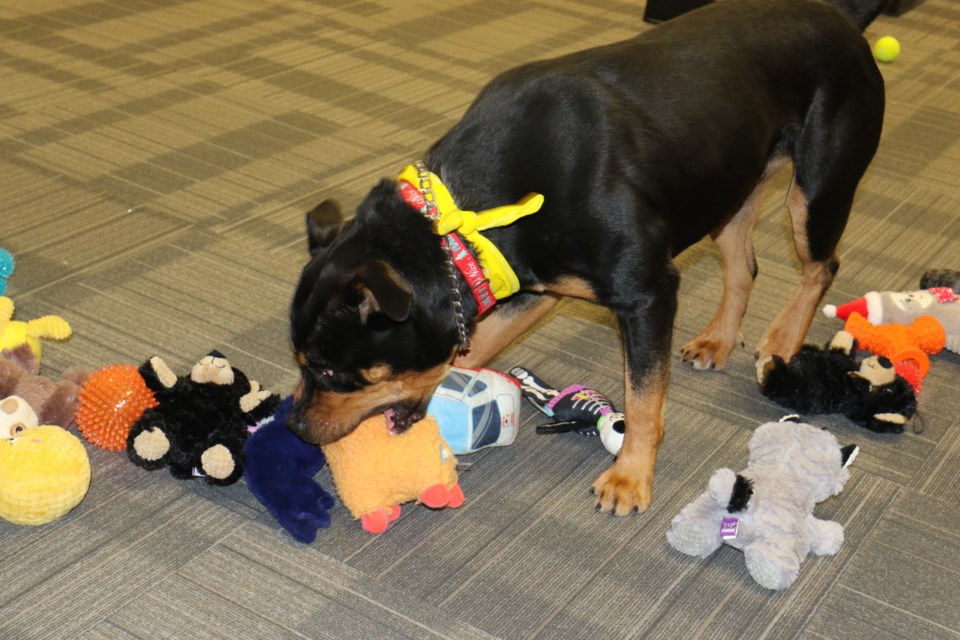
[509, 366, 625, 455]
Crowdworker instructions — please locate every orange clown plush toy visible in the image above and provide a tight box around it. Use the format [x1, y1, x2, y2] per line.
[842, 311, 944, 393]
[824, 287, 959, 354]
[322, 413, 464, 534]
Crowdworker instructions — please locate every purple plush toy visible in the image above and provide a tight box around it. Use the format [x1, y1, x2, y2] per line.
[244, 396, 334, 543]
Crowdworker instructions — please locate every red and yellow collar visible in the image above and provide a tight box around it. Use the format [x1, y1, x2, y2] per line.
[397, 163, 543, 314]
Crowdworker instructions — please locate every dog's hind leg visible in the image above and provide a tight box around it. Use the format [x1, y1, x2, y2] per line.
[756, 91, 883, 372]
[754, 180, 839, 369]
[680, 160, 784, 370]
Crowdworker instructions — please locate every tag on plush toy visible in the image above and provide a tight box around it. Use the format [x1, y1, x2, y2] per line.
[720, 516, 739, 539]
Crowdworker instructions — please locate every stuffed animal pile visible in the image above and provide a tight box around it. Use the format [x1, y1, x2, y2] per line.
[667, 418, 858, 590]
[245, 366, 524, 538]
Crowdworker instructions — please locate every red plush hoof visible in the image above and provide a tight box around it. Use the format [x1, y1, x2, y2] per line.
[447, 483, 465, 508]
[361, 505, 402, 533]
[420, 483, 451, 509]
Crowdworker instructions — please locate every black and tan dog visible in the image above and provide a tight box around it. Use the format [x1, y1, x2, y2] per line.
[290, 0, 888, 516]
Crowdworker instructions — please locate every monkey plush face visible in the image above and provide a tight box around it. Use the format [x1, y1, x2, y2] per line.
[191, 351, 235, 385]
[851, 355, 896, 388]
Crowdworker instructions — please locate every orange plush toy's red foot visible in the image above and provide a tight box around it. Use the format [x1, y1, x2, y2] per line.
[361, 505, 402, 534]
[419, 482, 466, 509]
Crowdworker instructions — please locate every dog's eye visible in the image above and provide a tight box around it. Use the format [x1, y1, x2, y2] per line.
[319, 369, 334, 378]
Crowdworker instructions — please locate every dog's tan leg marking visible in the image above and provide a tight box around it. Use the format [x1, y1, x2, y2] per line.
[543, 276, 598, 302]
[453, 293, 561, 368]
[756, 180, 836, 364]
[680, 187, 765, 370]
[592, 363, 666, 516]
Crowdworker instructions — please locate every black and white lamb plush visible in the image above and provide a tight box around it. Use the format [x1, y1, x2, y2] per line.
[666, 418, 858, 590]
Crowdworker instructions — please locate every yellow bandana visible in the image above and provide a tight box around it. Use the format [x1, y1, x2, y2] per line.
[397, 164, 543, 301]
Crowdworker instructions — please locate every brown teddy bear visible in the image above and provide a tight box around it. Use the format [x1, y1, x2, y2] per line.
[0, 344, 87, 430]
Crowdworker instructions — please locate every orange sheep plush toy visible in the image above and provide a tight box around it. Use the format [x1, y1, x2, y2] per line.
[322, 414, 464, 534]
[843, 311, 945, 393]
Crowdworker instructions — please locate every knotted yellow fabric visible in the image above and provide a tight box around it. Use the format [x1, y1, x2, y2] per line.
[397, 165, 543, 301]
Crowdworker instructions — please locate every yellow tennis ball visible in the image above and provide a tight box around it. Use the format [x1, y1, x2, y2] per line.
[873, 36, 901, 63]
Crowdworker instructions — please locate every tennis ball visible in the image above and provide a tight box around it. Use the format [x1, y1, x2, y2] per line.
[873, 36, 901, 63]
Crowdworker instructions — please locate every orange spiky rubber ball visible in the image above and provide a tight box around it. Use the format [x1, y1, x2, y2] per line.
[75, 364, 158, 452]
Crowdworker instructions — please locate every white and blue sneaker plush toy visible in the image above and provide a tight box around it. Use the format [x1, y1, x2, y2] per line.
[427, 367, 521, 455]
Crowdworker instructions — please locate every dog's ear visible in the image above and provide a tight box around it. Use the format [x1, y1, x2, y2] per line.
[352, 260, 413, 323]
[306, 200, 344, 255]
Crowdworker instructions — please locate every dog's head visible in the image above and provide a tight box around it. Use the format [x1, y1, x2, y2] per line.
[288, 180, 459, 445]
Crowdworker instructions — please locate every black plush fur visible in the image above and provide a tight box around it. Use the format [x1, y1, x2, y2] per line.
[727, 475, 754, 513]
[760, 343, 917, 433]
[289, 0, 888, 511]
[127, 352, 280, 485]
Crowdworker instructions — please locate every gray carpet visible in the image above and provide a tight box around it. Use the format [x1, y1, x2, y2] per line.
[2, 0, 959, 638]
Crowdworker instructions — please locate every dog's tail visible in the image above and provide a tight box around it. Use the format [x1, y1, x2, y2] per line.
[825, 0, 890, 31]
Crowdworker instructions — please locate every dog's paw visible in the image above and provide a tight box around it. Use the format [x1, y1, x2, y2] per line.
[591, 466, 652, 516]
[679, 334, 739, 371]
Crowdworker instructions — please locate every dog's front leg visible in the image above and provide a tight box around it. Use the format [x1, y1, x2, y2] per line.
[594, 277, 678, 515]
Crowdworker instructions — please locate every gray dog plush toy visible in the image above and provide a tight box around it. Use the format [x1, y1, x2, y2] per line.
[666, 417, 858, 590]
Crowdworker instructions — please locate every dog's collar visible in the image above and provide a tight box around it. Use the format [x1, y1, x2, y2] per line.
[397, 162, 543, 315]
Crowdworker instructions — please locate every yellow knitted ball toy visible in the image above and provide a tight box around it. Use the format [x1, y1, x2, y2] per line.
[0, 425, 91, 525]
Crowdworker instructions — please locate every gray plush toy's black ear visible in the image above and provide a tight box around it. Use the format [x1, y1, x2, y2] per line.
[841, 444, 859, 469]
[726, 474, 754, 513]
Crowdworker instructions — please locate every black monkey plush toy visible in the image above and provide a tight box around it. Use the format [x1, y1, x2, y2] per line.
[127, 350, 280, 485]
[758, 331, 917, 434]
